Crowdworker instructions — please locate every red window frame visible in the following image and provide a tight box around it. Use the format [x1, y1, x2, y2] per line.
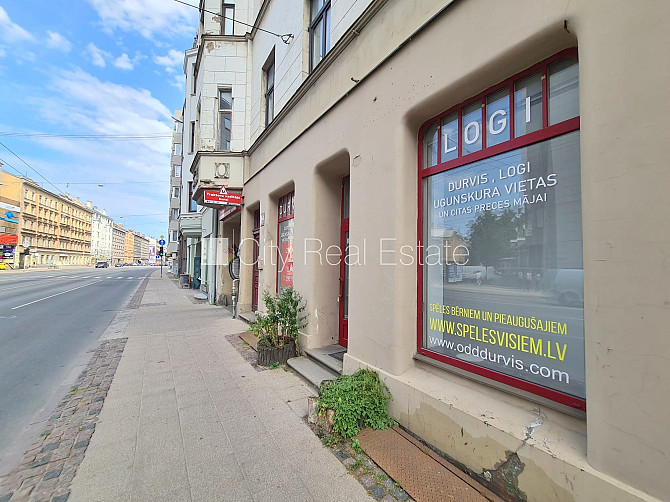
[416, 48, 585, 411]
[276, 190, 295, 292]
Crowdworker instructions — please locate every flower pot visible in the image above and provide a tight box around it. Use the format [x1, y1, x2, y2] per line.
[257, 340, 296, 366]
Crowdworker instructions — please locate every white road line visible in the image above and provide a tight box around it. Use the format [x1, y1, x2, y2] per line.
[127, 277, 133, 279]
[107, 276, 112, 279]
[117, 277, 123, 279]
[11, 281, 103, 310]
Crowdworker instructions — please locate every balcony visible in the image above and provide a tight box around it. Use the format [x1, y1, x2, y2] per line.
[190, 151, 244, 208]
[179, 212, 202, 239]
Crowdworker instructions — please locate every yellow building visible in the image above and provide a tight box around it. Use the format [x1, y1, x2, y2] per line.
[20, 178, 92, 267]
[123, 227, 134, 264]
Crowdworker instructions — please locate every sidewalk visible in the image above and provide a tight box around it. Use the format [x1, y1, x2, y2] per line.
[67, 271, 371, 502]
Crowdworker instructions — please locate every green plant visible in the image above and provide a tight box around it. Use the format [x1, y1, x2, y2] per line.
[250, 288, 307, 350]
[321, 434, 340, 447]
[318, 369, 394, 438]
[269, 362, 279, 370]
[351, 439, 363, 454]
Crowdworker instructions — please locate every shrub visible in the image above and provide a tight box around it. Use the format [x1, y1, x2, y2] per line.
[250, 288, 307, 350]
[318, 369, 394, 438]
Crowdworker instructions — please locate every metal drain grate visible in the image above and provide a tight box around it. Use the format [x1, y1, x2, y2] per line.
[357, 426, 503, 502]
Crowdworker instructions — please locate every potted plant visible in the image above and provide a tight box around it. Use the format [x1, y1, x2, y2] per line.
[250, 288, 307, 366]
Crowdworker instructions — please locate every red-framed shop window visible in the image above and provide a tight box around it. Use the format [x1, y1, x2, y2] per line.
[277, 191, 295, 293]
[417, 49, 585, 411]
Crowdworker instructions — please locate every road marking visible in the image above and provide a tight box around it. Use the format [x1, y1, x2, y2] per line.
[11, 281, 103, 310]
[127, 277, 133, 279]
[107, 276, 112, 279]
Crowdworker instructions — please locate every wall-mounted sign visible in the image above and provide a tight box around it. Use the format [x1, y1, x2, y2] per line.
[204, 186, 242, 206]
[0, 234, 19, 245]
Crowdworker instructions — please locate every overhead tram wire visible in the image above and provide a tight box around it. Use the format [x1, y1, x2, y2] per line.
[173, 0, 294, 44]
[0, 139, 65, 196]
[0, 132, 171, 140]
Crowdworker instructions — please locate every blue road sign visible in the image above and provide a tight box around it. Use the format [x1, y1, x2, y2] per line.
[159, 239, 166, 246]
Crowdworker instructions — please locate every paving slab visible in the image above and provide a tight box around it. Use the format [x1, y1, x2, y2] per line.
[67, 272, 371, 502]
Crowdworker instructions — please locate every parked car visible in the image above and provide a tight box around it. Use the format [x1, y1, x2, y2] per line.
[114, 263, 124, 267]
[95, 261, 109, 268]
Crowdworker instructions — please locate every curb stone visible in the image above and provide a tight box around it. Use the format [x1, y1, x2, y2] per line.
[0, 338, 127, 502]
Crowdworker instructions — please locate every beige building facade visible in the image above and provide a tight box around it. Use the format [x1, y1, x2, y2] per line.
[19, 179, 92, 267]
[185, 1, 670, 500]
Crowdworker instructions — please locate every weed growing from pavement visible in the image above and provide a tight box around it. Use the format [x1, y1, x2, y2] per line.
[352, 439, 363, 454]
[269, 362, 279, 370]
[318, 369, 394, 438]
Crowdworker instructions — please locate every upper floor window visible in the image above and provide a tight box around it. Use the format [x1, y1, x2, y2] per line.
[190, 121, 196, 153]
[171, 208, 180, 220]
[175, 121, 183, 133]
[309, 0, 331, 72]
[265, 58, 275, 126]
[192, 63, 197, 94]
[173, 143, 182, 156]
[172, 186, 180, 198]
[187, 182, 198, 212]
[173, 164, 181, 177]
[222, 3, 235, 35]
[219, 89, 232, 151]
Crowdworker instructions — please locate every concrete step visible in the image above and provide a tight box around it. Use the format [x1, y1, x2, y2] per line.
[304, 345, 346, 375]
[238, 311, 256, 324]
[287, 356, 339, 389]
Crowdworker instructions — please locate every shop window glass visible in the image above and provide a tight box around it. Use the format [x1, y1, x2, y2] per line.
[461, 102, 482, 155]
[548, 59, 579, 126]
[422, 121, 438, 168]
[441, 113, 458, 163]
[514, 71, 543, 137]
[486, 89, 510, 147]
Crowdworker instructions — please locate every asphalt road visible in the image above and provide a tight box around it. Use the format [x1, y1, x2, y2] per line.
[0, 266, 154, 475]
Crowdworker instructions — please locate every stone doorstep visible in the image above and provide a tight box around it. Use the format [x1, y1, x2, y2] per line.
[304, 344, 345, 375]
[287, 356, 339, 390]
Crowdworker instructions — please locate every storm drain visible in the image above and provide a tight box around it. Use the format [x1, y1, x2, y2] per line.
[356, 426, 503, 502]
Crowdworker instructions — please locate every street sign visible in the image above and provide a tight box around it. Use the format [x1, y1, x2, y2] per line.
[0, 234, 18, 245]
[203, 186, 242, 206]
[158, 239, 166, 246]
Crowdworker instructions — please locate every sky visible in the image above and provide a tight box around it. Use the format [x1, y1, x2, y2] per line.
[0, 0, 199, 239]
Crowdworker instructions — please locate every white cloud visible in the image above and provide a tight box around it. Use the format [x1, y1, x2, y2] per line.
[46, 31, 72, 52]
[0, 6, 33, 43]
[154, 49, 183, 71]
[86, 42, 110, 67]
[171, 74, 185, 91]
[85, 0, 197, 39]
[113, 53, 133, 70]
[0, 47, 6, 58]
[23, 69, 174, 237]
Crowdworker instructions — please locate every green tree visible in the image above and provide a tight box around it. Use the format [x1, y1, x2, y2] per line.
[467, 209, 518, 267]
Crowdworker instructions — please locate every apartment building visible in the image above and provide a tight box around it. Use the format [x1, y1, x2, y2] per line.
[19, 179, 92, 267]
[178, 47, 203, 290]
[179, 1, 670, 500]
[167, 110, 183, 269]
[123, 228, 134, 264]
[88, 204, 113, 263]
[111, 224, 126, 266]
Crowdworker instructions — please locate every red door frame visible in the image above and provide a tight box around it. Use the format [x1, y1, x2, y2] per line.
[339, 177, 349, 347]
[276, 191, 295, 292]
[252, 209, 260, 311]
